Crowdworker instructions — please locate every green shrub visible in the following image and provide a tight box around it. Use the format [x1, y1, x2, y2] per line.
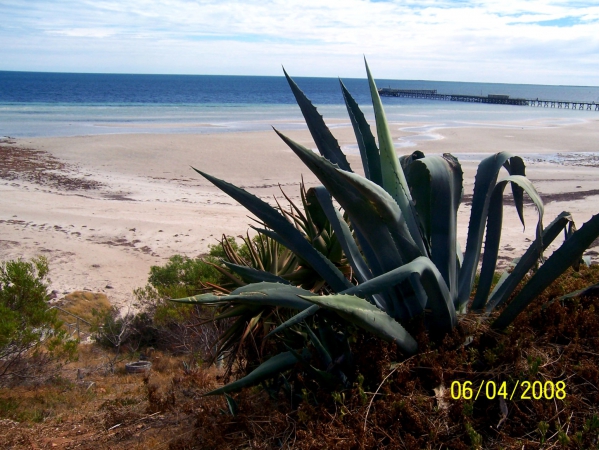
[0, 257, 77, 385]
[108, 241, 242, 359]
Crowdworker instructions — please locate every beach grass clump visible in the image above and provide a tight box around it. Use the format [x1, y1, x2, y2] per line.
[57, 290, 112, 325]
[172, 61, 599, 400]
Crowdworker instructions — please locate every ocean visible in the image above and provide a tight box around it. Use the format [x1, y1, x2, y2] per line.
[1, 71, 598, 140]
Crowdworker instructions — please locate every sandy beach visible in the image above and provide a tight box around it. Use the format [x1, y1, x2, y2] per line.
[1, 117, 598, 308]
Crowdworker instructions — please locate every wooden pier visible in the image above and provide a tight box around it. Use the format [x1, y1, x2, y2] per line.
[378, 88, 599, 111]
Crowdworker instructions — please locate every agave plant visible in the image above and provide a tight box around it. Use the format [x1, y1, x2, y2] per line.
[197, 182, 353, 374]
[173, 60, 599, 395]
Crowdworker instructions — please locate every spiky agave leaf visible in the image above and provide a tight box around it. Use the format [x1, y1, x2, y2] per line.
[304, 323, 349, 386]
[471, 175, 544, 311]
[193, 168, 352, 293]
[269, 255, 455, 341]
[172, 282, 317, 311]
[364, 59, 427, 256]
[274, 130, 424, 319]
[484, 212, 574, 313]
[221, 261, 291, 285]
[274, 130, 420, 269]
[339, 79, 382, 186]
[266, 304, 321, 338]
[457, 153, 529, 308]
[404, 154, 463, 303]
[341, 256, 456, 337]
[300, 293, 418, 355]
[283, 68, 351, 172]
[311, 186, 373, 284]
[492, 213, 599, 330]
[205, 351, 302, 396]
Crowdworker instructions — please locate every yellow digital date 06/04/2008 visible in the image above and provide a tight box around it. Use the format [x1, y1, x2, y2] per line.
[449, 380, 566, 401]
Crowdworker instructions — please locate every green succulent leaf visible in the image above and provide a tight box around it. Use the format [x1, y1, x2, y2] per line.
[205, 351, 300, 395]
[303, 184, 330, 235]
[311, 186, 373, 284]
[503, 156, 526, 225]
[193, 168, 351, 292]
[266, 304, 321, 338]
[339, 79, 382, 186]
[405, 154, 463, 302]
[274, 130, 425, 319]
[492, 213, 599, 330]
[365, 59, 427, 256]
[283, 68, 352, 172]
[274, 130, 420, 270]
[458, 153, 526, 306]
[300, 293, 418, 355]
[303, 324, 349, 385]
[558, 282, 599, 301]
[203, 259, 246, 287]
[341, 256, 456, 337]
[170, 292, 222, 304]
[222, 261, 291, 285]
[484, 212, 574, 313]
[173, 282, 316, 310]
[471, 175, 544, 311]
[304, 324, 333, 368]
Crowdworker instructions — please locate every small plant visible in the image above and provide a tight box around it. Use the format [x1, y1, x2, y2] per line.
[0, 257, 77, 385]
[583, 413, 599, 432]
[92, 306, 135, 373]
[465, 422, 483, 449]
[558, 429, 570, 446]
[538, 420, 549, 444]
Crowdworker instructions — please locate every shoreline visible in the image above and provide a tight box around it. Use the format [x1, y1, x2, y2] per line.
[1, 118, 598, 309]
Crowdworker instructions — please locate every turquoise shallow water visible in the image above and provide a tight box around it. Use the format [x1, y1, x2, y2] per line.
[1, 71, 597, 138]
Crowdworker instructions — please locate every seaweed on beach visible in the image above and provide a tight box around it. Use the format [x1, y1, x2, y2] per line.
[0, 141, 103, 191]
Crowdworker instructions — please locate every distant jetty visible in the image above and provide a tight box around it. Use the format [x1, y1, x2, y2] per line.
[378, 88, 599, 111]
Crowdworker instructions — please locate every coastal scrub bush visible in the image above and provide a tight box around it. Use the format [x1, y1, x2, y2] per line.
[0, 257, 77, 385]
[105, 241, 244, 360]
[173, 61, 599, 397]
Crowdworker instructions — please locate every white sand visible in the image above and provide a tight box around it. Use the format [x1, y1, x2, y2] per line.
[1, 117, 598, 308]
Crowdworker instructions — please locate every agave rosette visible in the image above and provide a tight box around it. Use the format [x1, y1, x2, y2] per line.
[172, 60, 599, 395]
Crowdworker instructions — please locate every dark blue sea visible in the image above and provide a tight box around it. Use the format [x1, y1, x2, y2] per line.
[1, 71, 598, 138]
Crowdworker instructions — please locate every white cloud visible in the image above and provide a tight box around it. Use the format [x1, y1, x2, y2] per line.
[48, 28, 117, 38]
[0, 0, 597, 84]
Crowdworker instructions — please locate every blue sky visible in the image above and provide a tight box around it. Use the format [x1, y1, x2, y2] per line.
[1, 0, 598, 85]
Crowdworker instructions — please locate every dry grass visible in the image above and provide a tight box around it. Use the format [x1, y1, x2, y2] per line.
[0, 344, 222, 449]
[1, 266, 598, 449]
[52, 291, 113, 340]
[57, 291, 112, 323]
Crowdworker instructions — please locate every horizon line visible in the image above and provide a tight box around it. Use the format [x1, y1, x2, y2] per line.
[0, 69, 595, 89]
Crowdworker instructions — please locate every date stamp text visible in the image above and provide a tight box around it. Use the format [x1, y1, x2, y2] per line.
[450, 380, 566, 401]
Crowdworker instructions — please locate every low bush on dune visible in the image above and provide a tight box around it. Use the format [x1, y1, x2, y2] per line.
[92, 241, 243, 362]
[0, 257, 77, 386]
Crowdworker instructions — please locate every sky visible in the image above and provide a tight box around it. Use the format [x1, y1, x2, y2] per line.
[1, 0, 598, 85]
